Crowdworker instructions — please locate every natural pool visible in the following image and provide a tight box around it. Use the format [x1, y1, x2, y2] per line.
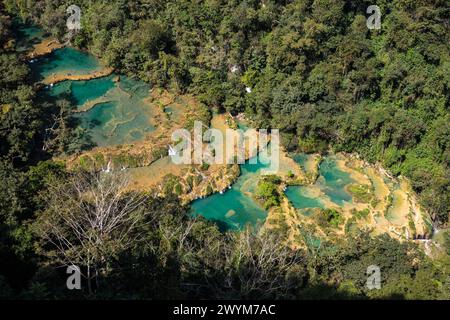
[191, 153, 358, 230]
[37, 51, 155, 147]
[291, 153, 314, 173]
[48, 75, 116, 106]
[18, 23, 263, 190]
[316, 156, 354, 205]
[285, 154, 355, 212]
[385, 186, 409, 226]
[49, 75, 155, 146]
[78, 100, 154, 147]
[32, 47, 104, 80]
[190, 157, 270, 230]
[14, 22, 45, 52]
[25, 30, 353, 230]
[18, 22, 156, 148]
[41, 49, 356, 226]
[285, 186, 325, 210]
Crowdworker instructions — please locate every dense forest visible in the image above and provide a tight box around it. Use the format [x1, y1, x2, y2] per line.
[6, 0, 447, 224]
[0, 0, 449, 299]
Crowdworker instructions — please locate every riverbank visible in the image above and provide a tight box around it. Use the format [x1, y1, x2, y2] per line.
[42, 66, 114, 85]
[264, 151, 433, 249]
[27, 37, 63, 59]
[64, 89, 208, 169]
[61, 89, 242, 204]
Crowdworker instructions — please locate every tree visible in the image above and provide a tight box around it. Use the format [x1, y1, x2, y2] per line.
[34, 171, 148, 295]
[218, 228, 306, 299]
[256, 175, 282, 209]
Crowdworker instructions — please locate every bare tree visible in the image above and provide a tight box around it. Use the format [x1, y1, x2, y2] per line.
[214, 228, 303, 299]
[164, 221, 305, 299]
[35, 170, 149, 295]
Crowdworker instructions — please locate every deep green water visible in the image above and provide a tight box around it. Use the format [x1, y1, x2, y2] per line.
[14, 22, 45, 52]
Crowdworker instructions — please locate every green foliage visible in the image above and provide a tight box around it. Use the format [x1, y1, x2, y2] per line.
[193, 174, 203, 186]
[18, 0, 447, 223]
[309, 234, 449, 300]
[255, 175, 282, 209]
[353, 208, 370, 220]
[317, 209, 344, 228]
[1, 0, 449, 300]
[347, 184, 373, 203]
[344, 217, 357, 235]
[162, 174, 180, 195]
[174, 183, 182, 195]
[370, 198, 380, 208]
[443, 233, 450, 256]
[205, 184, 213, 195]
[200, 162, 210, 171]
[152, 147, 168, 160]
[186, 175, 193, 188]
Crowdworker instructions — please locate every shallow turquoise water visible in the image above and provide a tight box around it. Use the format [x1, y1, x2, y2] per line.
[27, 26, 265, 229]
[49, 74, 154, 147]
[32, 41, 155, 147]
[79, 76, 154, 146]
[317, 156, 354, 205]
[190, 157, 269, 230]
[285, 186, 324, 209]
[49, 76, 116, 106]
[192, 153, 355, 229]
[286, 155, 354, 209]
[77, 100, 151, 146]
[33, 47, 102, 80]
[236, 120, 249, 131]
[34, 36, 355, 229]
